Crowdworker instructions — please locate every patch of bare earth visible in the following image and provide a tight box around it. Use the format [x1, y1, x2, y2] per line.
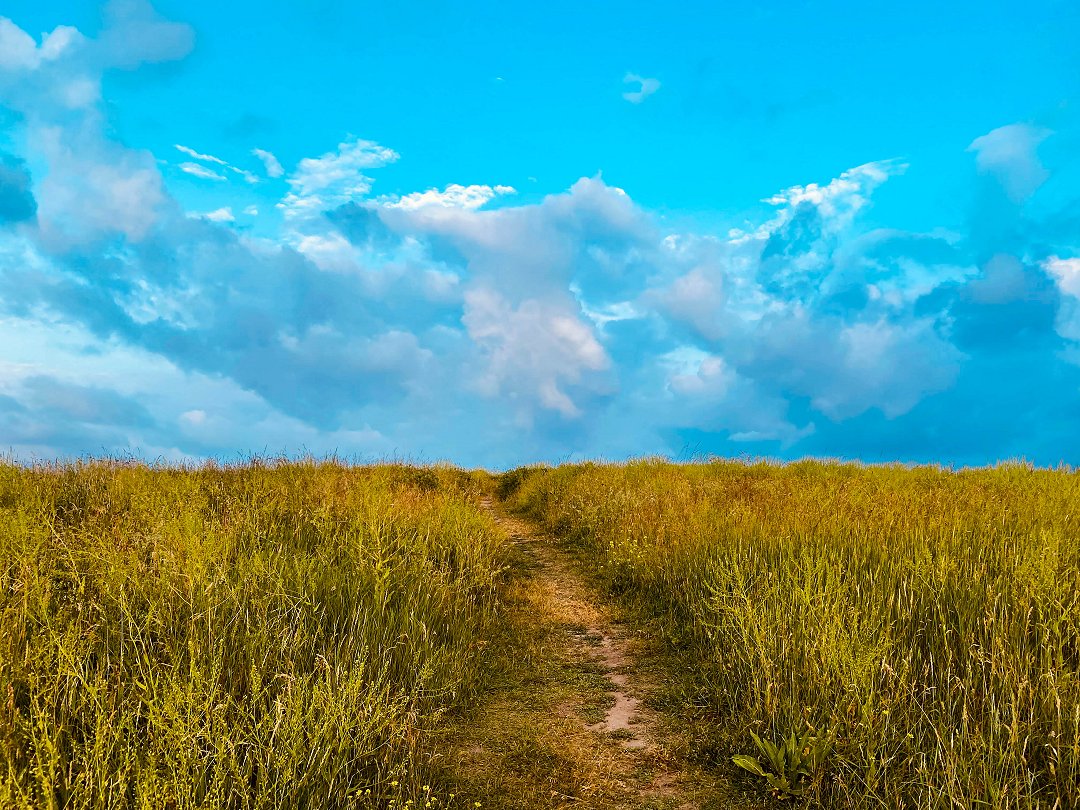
[437, 499, 731, 809]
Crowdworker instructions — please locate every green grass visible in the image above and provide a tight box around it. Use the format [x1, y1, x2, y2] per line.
[6, 456, 1078, 808]
[0, 460, 507, 809]
[506, 459, 1080, 808]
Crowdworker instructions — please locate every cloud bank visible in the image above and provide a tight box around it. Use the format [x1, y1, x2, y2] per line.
[0, 4, 1078, 467]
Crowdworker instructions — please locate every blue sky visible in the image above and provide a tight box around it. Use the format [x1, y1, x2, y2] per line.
[0, 0, 1078, 467]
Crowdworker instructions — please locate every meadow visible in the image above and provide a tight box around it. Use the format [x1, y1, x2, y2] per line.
[506, 459, 1080, 808]
[0, 461, 508, 809]
[4, 457, 1079, 809]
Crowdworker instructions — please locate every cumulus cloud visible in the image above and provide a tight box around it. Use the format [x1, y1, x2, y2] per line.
[0, 18, 94, 112]
[968, 123, 1050, 202]
[1044, 256, 1080, 343]
[0, 19, 41, 72]
[763, 160, 907, 238]
[35, 134, 167, 245]
[2, 5, 1080, 466]
[0, 18, 83, 72]
[279, 138, 399, 218]
[1045, 256, 1080, 298]
[622, 72, 661, 103]
[463, 287, 609, 418]
[384, 183, 516, 210]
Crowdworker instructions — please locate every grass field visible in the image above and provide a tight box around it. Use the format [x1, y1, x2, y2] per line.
[0, 461, 509, 809]
[506, 459, 1080, 807]
[3, 458, 1078, 808]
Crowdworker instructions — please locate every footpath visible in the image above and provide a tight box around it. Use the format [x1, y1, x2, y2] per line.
[438, 498, 733, 809]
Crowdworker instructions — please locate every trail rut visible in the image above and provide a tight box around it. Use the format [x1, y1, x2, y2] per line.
[463, 497, 728, 809]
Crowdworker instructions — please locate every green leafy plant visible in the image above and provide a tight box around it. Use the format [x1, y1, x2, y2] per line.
[732, 726, 834, 799]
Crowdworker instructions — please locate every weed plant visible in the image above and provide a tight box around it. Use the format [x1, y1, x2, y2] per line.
[0, 460, 506, 809]
[508, 459, 1080, 808]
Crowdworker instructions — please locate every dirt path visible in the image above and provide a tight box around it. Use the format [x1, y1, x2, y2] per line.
[439, 498, 730, 809]
[491, 506, 651, 752]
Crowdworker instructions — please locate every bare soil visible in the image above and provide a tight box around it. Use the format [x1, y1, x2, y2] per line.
[437, 498, 734, 809]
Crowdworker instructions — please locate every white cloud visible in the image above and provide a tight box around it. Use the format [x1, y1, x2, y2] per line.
[180, 408, 206, 426]
[968, 123, 1051, 202]
[252, 148, 283, 178]
[58, 77, 99, 108]
[229, 165, 259, 184]
[819, 319, 961, 419]
[1044, 257, 1080, 299]
[653, 345, 812, 445]
[0, 18, 82, 71]
[243, 205, 259, 216]
[201, 206, 234, 222]
[40, 25, 81, 60]
[174, 143, 226, 165]
[179, 162, 226, 181]
[1044, 256, 1080, 344]
[572, 286, 640, 331]
[4, 15, 1077, 471]
[279, 137, 399, 218]
[656, 265, 726, 340]
[175, 144, 258, 183]
[35, 128, 166, 244]
[295, 231, 356, 270]
[0, 19, 41, 71]
[289, 139, 399, 197]
[384, 183, 516, 210]
[622, 72, 661, 103]
[665, 347, 732, 396]
[463, 287, 609, 418]
[764, 159, 906, 228]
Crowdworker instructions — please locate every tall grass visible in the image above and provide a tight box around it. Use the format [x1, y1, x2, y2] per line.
[0, 460, 506, 809]
[509, 459, 1080, 808]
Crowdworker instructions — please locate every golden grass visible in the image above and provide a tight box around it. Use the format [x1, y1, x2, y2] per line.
[507, 459, 1080, 808]
[434, 506, 727, 810]
[0, 460, 507, 809]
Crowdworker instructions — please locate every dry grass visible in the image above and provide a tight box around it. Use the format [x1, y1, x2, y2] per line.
[507, 459, 1080, 808]
[9, 456, 1068, 808]
[0, 460, 508, 809]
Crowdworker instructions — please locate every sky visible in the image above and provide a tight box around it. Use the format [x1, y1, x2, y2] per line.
[0, 0, 1079, 468]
